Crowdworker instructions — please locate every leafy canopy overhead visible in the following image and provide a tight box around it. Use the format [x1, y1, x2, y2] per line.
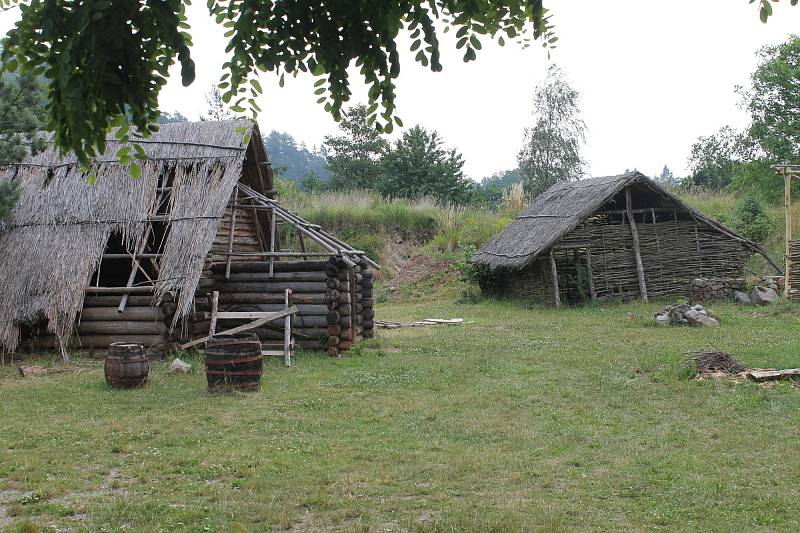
[0, 0, 791, 168]
[0, 0, 556, 166]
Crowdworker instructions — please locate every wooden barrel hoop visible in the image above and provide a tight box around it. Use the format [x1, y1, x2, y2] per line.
[205, 333, 263, 392]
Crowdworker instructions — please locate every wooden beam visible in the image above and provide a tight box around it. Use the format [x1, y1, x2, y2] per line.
[225, 186, 239, 279]
[625, 188, 649, 302]
[85, 286, 154, 294]
[549, 249, 561, 308]
[102, 253, 162, 259]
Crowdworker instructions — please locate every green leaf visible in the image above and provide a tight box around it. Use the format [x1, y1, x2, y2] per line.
[129, 163, 142, 179]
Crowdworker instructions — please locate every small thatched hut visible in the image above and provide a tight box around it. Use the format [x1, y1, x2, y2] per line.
[473, 171, 778, 306]
[0, 120, 375, 358]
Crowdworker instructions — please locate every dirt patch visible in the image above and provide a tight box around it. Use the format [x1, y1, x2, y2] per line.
[380, 230, 425, 279]
[386, 254, 456, 290]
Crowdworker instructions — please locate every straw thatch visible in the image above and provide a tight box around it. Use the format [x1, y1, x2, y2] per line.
[473, 171, 774, 270]
[0, 119, 257, 353]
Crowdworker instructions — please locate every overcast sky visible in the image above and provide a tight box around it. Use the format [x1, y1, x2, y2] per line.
[2, 2, 800, 181]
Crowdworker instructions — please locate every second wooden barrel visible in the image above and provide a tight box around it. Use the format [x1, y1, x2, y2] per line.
[205, 333, 263, 392]
[105, 342, 149, 389]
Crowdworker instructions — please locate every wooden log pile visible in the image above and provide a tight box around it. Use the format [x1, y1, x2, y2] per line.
[201, 259, 373, 356]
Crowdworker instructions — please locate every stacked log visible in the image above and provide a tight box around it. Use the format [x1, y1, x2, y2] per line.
[324, 257, 365, 356]
[38, 295, 170, 352]
[203, 260, 369, 353]
[361, 266, 375, 339]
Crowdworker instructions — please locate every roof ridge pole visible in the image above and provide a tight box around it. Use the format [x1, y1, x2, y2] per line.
[625, 187, 649, 303]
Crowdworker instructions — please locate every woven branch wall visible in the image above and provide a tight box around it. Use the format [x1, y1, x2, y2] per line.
[501, 218, 751, 304]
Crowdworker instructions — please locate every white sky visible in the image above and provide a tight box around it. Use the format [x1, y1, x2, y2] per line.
[2, 2, 800, 181]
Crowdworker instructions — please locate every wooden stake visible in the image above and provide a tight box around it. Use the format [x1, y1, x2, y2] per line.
[549, 249, 561, 308]
[626, 187, 649, 302]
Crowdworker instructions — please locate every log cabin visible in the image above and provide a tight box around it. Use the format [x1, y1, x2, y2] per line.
[473, 171, 779, 306]
[0, 120, 376, 358]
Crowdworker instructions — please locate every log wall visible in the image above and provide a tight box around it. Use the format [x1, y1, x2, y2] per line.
[37, 295, 177, 353]
[200, 258, 373, 356]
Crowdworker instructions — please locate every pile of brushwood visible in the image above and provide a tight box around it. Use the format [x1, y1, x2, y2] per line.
[688, 349, 747, 375]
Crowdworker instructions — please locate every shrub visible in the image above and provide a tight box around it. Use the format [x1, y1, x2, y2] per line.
[454, 244, 495, 302]
[731, 194, 772, 242]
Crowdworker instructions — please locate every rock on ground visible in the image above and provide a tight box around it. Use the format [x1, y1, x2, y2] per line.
[751, 286, 777, 306]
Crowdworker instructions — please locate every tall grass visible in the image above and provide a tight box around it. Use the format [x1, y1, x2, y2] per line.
[280, 188, 439, 234]
[429, 204, 514, 252]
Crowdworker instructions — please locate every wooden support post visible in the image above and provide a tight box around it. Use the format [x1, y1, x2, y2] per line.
[284, 289, 293, 367]
[209, 291, 220, 339]
[625, 188, 649, 303]
[785, 169, 792, 299]
[549, 249, 561, 308]
[297, 228, 308, 260]
[269, 206, 276, 278]
[585, 249, 597, 301]
[225, 187, 239, 279]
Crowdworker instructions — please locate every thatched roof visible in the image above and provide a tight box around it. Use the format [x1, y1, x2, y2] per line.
[0, 119, 260, 351]
[473, 171, 772, 270]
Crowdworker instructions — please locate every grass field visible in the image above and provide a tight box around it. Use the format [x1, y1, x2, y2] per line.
[2, 298, 800, 532]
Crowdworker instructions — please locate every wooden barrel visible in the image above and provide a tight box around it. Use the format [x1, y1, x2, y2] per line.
[205, 333, 263, 392]
[104, 343, 149, 389]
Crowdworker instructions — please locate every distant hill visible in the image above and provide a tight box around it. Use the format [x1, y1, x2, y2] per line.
[263, 131, 329, 182]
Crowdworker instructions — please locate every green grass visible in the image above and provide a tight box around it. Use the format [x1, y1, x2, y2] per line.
[2, 297, 800, 532]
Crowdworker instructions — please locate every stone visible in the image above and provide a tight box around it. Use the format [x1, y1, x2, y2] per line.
[768, 283, 778, 290]
[686, 310, 720, 327]
[169, 358, 192, 374]
[655, 313, 670, 326]
[734, 291, 750, 305]
[751, 286, 777, 306]
[693, 278, 708, 288]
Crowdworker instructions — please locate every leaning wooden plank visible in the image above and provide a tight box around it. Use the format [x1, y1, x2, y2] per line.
[181, 306, 298, 349]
